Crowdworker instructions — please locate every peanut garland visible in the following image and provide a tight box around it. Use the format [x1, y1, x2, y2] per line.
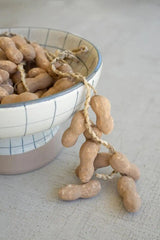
[59, 72, 141, 212]
[0, 32, 141, 212]
[55, 52, 141, 213]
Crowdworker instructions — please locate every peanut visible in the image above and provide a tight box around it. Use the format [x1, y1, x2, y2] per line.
[42, 78, 75, 98]
[90, 95, 114, 134]
[12, 35, 36, 61]
[0, 37, 23, 64]
[11, 71, 21, 84]
[0, 81, 14, 94]
[27, 67, 45, 78]
[117, 176, 141, 212]
[62, 110, 86, 147]
[75, 152, 111, 177]
[48, 61, 74, 80]
[7, 78, 13, 86]
[109, 152, 140, 181]
[57, 63, 73, 74]
[58, 180, 101, 201]
[16, 73, 54, 94]
[0, 49, 7, 60]
[1, 92, 38, 104]
[75, 126, 103, 178]
[0, 69, 9, 84]
[31, 43, 50, 70]
[34, 89, 47, 98]
[94, 152, 111, 169]
[0, 86, 9, 101]
[79, 140, 100, 183]
[0, 60, 17, 74]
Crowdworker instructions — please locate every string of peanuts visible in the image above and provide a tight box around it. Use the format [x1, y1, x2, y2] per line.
[49, 48, 141, 213]
[0, 30, 141, 212]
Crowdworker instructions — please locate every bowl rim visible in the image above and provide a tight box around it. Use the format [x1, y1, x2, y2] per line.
[0, 26, 102, 109]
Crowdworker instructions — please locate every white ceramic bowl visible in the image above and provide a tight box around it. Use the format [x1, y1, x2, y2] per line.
[0, 27, 102, 173]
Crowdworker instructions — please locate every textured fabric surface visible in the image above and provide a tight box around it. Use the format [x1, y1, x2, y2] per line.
[0, 1, 160, 239]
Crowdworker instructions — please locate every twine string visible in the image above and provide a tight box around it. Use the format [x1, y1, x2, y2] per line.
[17, 62, 29, 92]
[95, 170, 118, 180]
[72, 45, 88, 55]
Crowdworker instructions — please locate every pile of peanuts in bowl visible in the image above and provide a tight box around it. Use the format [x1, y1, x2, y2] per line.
[0, 32, 141, 213]
[0, 32, 84, 104]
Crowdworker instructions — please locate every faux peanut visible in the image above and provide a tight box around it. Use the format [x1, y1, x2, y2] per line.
[11, 71, 21, 84]
[0, 69, 9, 83]
[0, 49, 7, 60]
[16, 72, 54, 94]
[62, 110, 86, 147]
[117, 176, 141, 212]
[79, 140, 100, 183]
[27, 67, 45, 78]
[32, 43, 50, 70]
[75, 152, 111, 177]
[94, 152, 112, 170]
[6, 78, 13, 86]
[1, 92, 38, 104]
[0, 60, 17, 74]
[12, 35, 36, 61]
[109, 152, 140, 180]
[58, 180, 101, 201]
[90, 95, 114, 134]
[48, 61, 74, 80]
[42, 78, 75, 98]
[0, 86, 9, 101]
[0, 82, 14, 94]
[57, 63, 73, 74]
[0, 37, 23, 64]
[34, 89, 47, 98]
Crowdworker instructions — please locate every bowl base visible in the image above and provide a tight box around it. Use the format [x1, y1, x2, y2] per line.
[0, 127, 63, 175]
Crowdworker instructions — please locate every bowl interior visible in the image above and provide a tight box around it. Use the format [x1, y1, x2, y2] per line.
[0, 27, 100, 78]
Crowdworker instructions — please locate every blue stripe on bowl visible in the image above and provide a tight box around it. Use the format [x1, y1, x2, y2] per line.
[24, 104, 28, 136]
[32, 134, 36, 149]
[62, 32, 69, 49]
[50, 101, 57, 128]
[77, 39, 82, 48]
[42, 131, 46, 144]
[9, 139, 12, 155]
[21, 137, 24, 153]
[44, 28, 50, 48]
[72, 91, 79, 114]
